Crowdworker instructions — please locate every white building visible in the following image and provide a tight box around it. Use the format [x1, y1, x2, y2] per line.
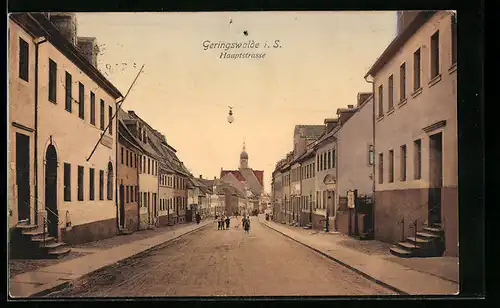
[10, 13, 124, 246]
[365, 11, 458, 256]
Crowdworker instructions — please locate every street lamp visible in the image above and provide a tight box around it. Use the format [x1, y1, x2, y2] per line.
[227, 106, 234, 124]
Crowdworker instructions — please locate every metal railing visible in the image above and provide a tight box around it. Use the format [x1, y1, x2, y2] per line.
[14, 195, 65, 247]
[399, 202, 441, 242]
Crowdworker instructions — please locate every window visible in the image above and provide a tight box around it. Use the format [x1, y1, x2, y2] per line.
[19, 38, 29, 81]
[368, 145, 375, 165]
[99, 170, 104, 200]
[65, 72, 72, 112]
[378, 153, 384, 184]
[312, 163, 315, 176]
[131, 186, 134, 203]
[78, 165, 84, 201]
[451, 14, 457, 64]
[400, 63, 406, 101]
[126, 149, 129, 166]
[139, 155, 142, 173]
[378, 85, 384, 117]
[317, 156, 320, 171]
[430, 31, 440, 79]
[400, 145, 407, 181]
[388, 150, 394, 183]
[136, 186, 139, 204]
[327, 151, 331, 169]
[134, 154, 137, 168]
[89, 168, 95, 200]
[388, 75, 394, 110]
[48, 59, 57, 102]
[414, 139, 422, 180]
[121, 147, 124, 164]
[413, 48, 421, 91]
[107, 162, 113, 200]
[90, 92, 96, 125]
[323, 153, 327, 171]
[78, 82, 85, 119]
[108, 105, 113, 135]
[130, 152, 133, 168]
[100, 99, 105, 130]
[332, 150, 335, 168]
[126, 186, 130, 203]
[64, 163, 71, 201]
[148, 158, 151, 174]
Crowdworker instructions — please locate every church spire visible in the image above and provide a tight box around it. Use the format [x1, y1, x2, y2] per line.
[240, 139, 249, 169]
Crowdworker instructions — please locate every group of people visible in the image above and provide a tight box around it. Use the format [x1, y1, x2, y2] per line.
[216, 214, 231, 230]
[215, 213, 251, 233]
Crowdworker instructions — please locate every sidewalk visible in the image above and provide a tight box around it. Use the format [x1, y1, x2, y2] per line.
[8, 220, 213, 298]
[260, 216, 458, 295]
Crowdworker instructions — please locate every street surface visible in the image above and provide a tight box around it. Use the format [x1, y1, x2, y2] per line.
[48, 217, 395, 297]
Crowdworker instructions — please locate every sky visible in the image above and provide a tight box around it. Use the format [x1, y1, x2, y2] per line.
[76, 11, 397, 193]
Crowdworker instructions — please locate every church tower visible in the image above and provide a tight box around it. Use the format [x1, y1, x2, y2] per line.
[239, 142, 249, 169]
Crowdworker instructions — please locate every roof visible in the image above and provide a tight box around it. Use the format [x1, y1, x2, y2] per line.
[220, 169, 264, 189]
[294, 125, 325, 140]
[365, 11, 437, 78]
[10, 13, 122, 99]
[119, 110, 162, 160]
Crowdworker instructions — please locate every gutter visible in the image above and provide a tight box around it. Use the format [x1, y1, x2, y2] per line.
[29, 13, 48, 226]
[364, 74, 376, 236]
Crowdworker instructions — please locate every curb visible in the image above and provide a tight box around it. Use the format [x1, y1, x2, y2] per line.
[260, 220, 408, 295]
[29, 222, 212, 298]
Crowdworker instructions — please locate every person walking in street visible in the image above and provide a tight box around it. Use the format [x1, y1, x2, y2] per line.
[225, 216, 231, 230]
[195, 212, 201, 224]
[242, 215, 250, 233]
[220, 216, 226, 230]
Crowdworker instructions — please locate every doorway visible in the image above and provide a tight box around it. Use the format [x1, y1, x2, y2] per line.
[119, 184, 125, 228]
[45, 145, 58, 238]
[428, 132, 443, 225]
[16, 133, 31, 223]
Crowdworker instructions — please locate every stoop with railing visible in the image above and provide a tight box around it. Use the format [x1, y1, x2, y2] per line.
[9, 196, 71, 259]
[389, 202, 445, 258]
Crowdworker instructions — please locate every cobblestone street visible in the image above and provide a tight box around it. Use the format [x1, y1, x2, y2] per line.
[47, 217, 394, 297]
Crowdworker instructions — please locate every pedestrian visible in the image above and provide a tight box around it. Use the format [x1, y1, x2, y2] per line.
[225, 216, 230, 230]
[196, 212, 201, 224]
[243, 216, 251, 233]
[220, 216, 225, 230]
[217, 215, 222, 230]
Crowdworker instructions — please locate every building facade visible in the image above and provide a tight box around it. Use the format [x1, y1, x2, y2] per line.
[117, 115, 143, 233]
[366, 11, 458, 256]
[8, 16, 37, 232]
[334, 94, 375, 235]
[25, 13, 123, 245]
[314, 132, 337, 231]
[297, 150, 316, 227]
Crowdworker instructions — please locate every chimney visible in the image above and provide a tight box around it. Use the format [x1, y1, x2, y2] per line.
[77, 37, 99, 68]
[357, 92, 372, 106]
[199, 175, 203, 179]
[324, 118, 339, 133]
[48, 13, 78, 46]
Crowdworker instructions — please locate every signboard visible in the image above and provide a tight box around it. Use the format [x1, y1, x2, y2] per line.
[291, 182, 301, 196]
[347, 190, 355, 209]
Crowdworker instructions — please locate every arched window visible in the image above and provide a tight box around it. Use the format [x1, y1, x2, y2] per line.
[107, 162, 113, 200]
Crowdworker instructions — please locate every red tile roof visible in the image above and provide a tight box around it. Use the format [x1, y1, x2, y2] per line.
[220, 169, 264, 188]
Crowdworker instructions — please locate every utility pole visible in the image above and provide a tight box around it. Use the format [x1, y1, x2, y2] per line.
[86, 65, 145, 162]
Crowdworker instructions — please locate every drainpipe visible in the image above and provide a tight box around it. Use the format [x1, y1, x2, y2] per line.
[364, 74, 376, 236]
[335, 137, 339, 232]
[32, 30, 48, 226]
